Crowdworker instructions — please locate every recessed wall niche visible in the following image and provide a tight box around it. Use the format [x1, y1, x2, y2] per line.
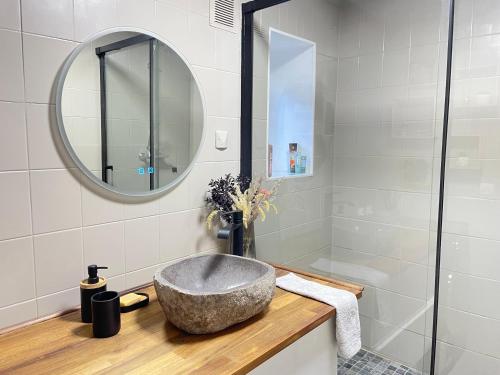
[267, 28, 316, 179]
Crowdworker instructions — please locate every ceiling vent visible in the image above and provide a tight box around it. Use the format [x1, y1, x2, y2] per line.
[210, 0, 239, 34]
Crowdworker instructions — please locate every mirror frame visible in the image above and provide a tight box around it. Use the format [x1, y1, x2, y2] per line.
[55, 27, 206, 198]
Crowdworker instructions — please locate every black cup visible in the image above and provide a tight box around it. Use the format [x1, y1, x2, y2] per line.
[91, 291, 121, 338]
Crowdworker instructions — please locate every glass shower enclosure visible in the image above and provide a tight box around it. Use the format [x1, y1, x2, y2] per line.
[239, 0, 479, 374]
[96, 34, 159, 192]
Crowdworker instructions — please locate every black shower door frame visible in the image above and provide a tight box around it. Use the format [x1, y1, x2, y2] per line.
[239, 1, 456, 374]
[96, 34, 159, 190]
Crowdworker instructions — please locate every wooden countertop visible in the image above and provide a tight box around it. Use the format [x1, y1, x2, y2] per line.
[0, 265, 363, 375]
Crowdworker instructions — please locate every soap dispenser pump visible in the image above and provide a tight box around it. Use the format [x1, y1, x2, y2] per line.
[80, 265, 108, 323]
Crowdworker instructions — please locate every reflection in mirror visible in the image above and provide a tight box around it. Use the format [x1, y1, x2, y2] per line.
[59, 31, 203, 195]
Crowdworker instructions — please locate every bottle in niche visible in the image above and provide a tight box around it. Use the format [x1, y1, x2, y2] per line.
[298, 155, 307, 174]
[289, 143, 298, 174]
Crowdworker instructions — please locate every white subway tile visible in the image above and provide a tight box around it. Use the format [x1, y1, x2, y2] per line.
[215, 29, 240, 73]
[439, 271, 500, 321]
[434, 341, 500, 375]
[34, 229, 83, 296]
[125, 264, 159, 289]
[160, 211, 191, 262]
[333, 187, 431, 230]
[81, 185, 124, 226]
[185, 13, 216, 67]
[36, 287, 80, 317]
[0, 0, 21, 31]
[0, 171, 31, 240]
[0, 30, 24, 102]
[441, 233, 500, 281]
[0, 237, 35, 308]
[192, 67, 240, 118]
[83, 222, 125, 278]
[337, 57, 358, 91]
[123, 200, 159, 220]
[30, 169, 82, 234]
[437, 307, 500, 359]
[117, 0, 155, 29]
[22, 34, 76, 104]
[107, 274, 126, 293]
[26, 104, 67, 169]
[358, 54, 382, 89]
[74, 0, 117, 42]
[124, 216, 160, 272]
[21, 0, 74, 40]
[0, 300, 37, 331]
[382, 49, 410, 87]
[410, 44, 439, 85]
[0, 102, 28, 171]
[155, 2, 189, 48]
[472, 0, 500, 37]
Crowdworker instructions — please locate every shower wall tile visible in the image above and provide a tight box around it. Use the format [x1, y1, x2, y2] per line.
[382, 49, 410, 87]
[358, 54, 383, 89]
[437, 306, 500, 359]
[0, 0, 242, 330]
[472, 0, 500, 37]
[434, 340, 500, 375]
[333, 187, 431, 230]
[334, 156, 433, 193]
[334, 0, 447, 369]
[440, 233, 500, 281]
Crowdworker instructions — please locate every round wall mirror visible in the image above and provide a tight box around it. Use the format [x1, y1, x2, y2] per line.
[56, 30, 204, 197]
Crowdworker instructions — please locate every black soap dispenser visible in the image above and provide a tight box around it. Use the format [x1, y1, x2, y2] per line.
[80, 265, 108, 323]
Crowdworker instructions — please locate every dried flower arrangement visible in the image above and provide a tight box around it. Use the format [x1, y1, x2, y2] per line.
[205, 174, 279, 230]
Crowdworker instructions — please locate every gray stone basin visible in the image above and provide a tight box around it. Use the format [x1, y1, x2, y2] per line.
[153, 254, 276, 334]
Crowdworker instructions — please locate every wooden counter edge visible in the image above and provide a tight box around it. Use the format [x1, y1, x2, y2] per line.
[0, 264, 364, 375]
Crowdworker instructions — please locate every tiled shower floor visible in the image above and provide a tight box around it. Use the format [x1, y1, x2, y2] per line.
[338, 349, 421, 375]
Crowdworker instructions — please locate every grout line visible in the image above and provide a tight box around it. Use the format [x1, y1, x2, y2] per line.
[18, 0, 40, 319]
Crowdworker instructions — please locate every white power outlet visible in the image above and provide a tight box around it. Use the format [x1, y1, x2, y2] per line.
[215, 130, 229, 150]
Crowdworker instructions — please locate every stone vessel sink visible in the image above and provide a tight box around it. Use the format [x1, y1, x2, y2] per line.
[153, 254, 275, 334]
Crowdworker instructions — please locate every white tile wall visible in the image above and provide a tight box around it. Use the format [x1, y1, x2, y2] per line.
[0, 30, 24, 102]
[330, 0, 448, 371]
[331, 0, 500, 372]
[0, 102, 28, 171]
[0, 0, 239, 330]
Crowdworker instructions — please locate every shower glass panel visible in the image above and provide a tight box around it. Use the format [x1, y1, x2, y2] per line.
[434, 0, 500, 373]
[103, 37, 155, 192]
[251, 0, 450, 373]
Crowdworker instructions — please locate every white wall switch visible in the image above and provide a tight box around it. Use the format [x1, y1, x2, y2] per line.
[215, 130, 229, 150]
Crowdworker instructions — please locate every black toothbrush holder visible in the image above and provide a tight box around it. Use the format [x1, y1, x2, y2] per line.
[91, 291, 121, 338]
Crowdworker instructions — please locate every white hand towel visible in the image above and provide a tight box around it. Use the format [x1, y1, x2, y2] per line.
[276, 273, 361, 359]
